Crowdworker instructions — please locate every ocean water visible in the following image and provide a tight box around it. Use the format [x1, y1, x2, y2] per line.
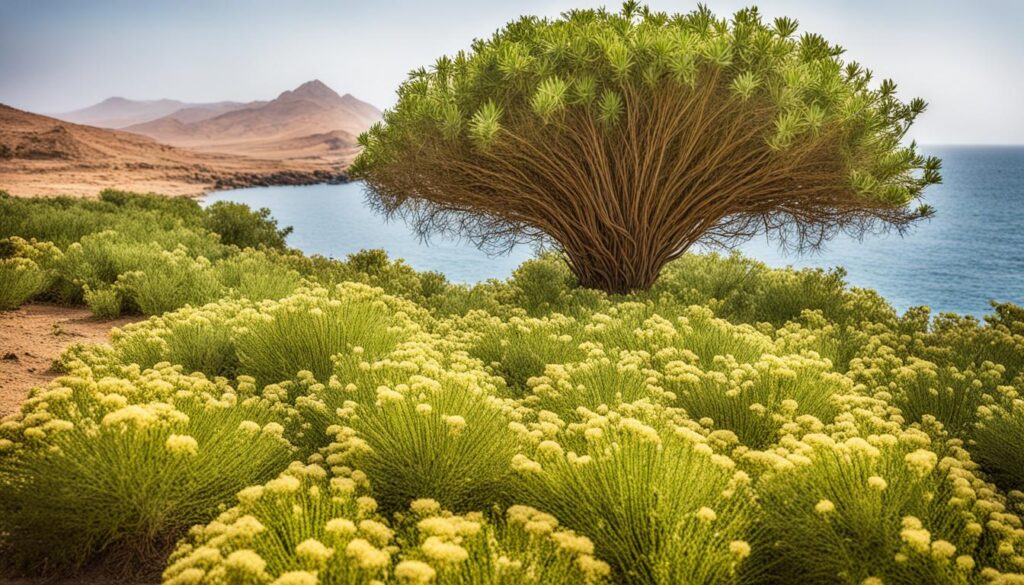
[203, 146, 1024, 316]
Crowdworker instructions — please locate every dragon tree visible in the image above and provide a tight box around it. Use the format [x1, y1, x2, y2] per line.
[351, 2, 941, 294]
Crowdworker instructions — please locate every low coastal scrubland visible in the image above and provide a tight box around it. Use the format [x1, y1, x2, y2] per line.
[0, 191, 1023, 584]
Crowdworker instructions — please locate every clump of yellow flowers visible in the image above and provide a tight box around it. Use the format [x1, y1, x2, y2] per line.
[1, 253, 1022, 585]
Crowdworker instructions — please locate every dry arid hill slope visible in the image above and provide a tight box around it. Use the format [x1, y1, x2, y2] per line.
[124, 80, 380, 164]
[0, 104, 346, 197]
[54, 97, 255, 129]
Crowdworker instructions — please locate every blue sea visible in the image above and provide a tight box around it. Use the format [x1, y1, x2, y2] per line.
[203, 146, 1024, 317]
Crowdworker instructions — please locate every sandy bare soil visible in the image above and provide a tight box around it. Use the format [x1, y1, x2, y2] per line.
[0, 304, 140, 416]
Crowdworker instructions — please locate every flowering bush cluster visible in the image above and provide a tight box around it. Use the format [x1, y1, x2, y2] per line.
[0, 256, 48, 309]
[0, 191, 447, 317]
[1, 191, 1023, 584]
[164, 462, 609, 585]
[0, 361, 296, 573]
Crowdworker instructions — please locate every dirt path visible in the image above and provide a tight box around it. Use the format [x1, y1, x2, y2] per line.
[1, 307, 175, 584]
[0, 304, 140, 417]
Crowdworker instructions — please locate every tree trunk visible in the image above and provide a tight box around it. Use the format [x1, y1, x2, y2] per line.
[567, 250, 665, 295]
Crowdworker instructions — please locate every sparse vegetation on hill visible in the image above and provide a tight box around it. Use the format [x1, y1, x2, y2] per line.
[0, 189, 1022, 584]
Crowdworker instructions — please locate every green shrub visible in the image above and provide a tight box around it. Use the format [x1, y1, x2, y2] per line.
[584, 303, 772, 366]
[651, 252, 765, 319]
[460, 312, 585, 394]
[511, 404, 756, 583]
[397, 501, 611, 584]
[110, 300, 246, 376]
[215, 249, 303, 301]
[525, 356, 656, 418]
[116, 248, 224, 315]
[0, 193, 224, 258]
[847, 347, 1008, 439]
[202, 201, 292, 250]
[508, 253, 576, 315]
[234, 283, 422, 386]
[0, 257, 47, 309]
[163, 466, 610, 585]
[338, 249, 434, 301]
[56, 231, 167, 303]
[652, 253, 898, 329]
[163, 462, 390, 585]
[99, 190, 203, 221]
[0, 364, 295, 575]
[1, 236, 63, 298]
[748, 429, 1024, 583]
[663, 351, 846, 449]
[109, 284, 424, 386]
[925, 309, 1024, 388]
[973, 398, 1024, 493]
[83, 285, 123, 318]
[321, 352, 520, 513]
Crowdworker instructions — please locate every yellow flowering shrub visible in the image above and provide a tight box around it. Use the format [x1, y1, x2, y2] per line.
[973, 397, 1024, 493]
[110, 283, 426, 387]
[164, 472, 611, 585]
[749, 426, 1024, 583]
[394, 500, 610, 584]
[457, 311, 586, 394]
[848, 344, 1010, 438]
[115, 247, 225, 315]
[661, 349, 847, 448]
[111, 298, 251, 376]
[510, 403, 756, 583]
[523, 355, 659, 417]
[163, 462, 392, 585]
[0, 362, 296, 574]
[3, 194, 1024, 583]
[234, 283, 427, 385]
[320, 348, 520, 513]
[0, 256, 48, 309]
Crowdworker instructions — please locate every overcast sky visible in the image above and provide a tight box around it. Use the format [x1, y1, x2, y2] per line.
[1, 0, 1021, 144]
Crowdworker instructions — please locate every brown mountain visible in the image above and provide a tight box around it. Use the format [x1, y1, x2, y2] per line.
[0, 104, 346, 197]
[124, 80, 381, 164]
[54, 97, 254, 129]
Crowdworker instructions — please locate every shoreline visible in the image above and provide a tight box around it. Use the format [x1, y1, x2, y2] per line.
[0, 168, 351, 200]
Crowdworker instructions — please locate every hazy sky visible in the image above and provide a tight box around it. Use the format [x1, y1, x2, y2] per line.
[1, 0, 1022, 144]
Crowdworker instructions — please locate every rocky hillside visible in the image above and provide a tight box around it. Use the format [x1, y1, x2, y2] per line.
[0, 104, 346, 197]
[54, 97, 255, 129]
[124, 80, 381, 164]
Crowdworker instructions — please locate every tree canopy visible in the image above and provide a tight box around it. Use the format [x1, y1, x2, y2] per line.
[351, 2, 941, 293]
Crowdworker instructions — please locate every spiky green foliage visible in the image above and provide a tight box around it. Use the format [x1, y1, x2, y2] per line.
[352, 3, 941, 293]
[973, 397, 1024, 493]
[82, 284, 123, 319]
[0, 192, 297, 314]
[162, 462, 394, 585]
[320, 349, 521, 513]
[510, 404, 758, 583]
[109, 283, 425, 387]
[234, 284, 423, 386]
[748, 424, 1018, 584]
